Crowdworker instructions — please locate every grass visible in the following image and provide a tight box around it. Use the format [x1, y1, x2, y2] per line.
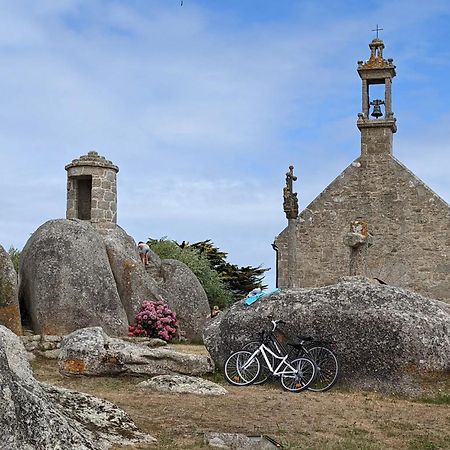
[416, 392, 450, 406]
[31, 347, 450, 450]
[408, 436, 449, 450]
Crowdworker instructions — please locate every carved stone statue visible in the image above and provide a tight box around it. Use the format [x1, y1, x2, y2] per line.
[343, 219, 373, 276]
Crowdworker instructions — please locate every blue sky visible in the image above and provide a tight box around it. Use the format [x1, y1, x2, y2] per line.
[0, 0, 449, 288]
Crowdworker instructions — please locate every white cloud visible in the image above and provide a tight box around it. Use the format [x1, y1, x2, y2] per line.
[0, 0, 449, 289]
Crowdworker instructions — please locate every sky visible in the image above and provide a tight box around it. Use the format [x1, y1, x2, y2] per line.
[0, 0, 449, 289]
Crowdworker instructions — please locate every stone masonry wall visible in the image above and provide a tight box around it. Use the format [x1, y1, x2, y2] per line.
[276, 153, 450, 303]
[66, 151, 118, 230]
[67, 166, 117, 226]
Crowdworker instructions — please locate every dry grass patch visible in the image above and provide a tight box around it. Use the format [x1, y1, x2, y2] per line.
[32, 349, 450, 450]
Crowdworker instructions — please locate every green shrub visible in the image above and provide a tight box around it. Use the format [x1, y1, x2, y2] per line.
[186, 240, 268, 299]
[148, 238, 233, 310]
[7, 246, 20, 274]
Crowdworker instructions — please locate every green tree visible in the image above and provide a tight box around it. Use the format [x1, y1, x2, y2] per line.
[187, 240, 268, 299]
[148, 238, 232, 310]
[148, 238, 269, 305]
[7, 246, 21, 274]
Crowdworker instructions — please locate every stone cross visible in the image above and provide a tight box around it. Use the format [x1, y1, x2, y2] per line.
[285, 165, 297, 193]
[343, 219, 373, 276]
[372, 24, 383, 39]
[283, 165, 299, 220]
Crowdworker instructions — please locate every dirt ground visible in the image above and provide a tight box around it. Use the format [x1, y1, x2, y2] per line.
[32, 345, 450, 450]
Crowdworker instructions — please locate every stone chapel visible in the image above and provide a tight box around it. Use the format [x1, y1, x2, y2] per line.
[274, 38, 450, 303]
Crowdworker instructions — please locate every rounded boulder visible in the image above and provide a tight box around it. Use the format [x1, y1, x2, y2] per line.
[19, 219, 128, 336]
[203, 277, 450, 395]
[159, 259, 210, 342]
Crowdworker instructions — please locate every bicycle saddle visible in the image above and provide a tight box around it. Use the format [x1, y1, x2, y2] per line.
[287, 336, 314, 348]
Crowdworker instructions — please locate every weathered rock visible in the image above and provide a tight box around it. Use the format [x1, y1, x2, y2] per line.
[204, 433, 281, 449]
[21, 334, 41, 343]
[203, 277, 450, 394]
[36, 348, 61, 359]
[19, 219, 129, 336]
[121, 336, 167, 347]
[101, 226, 161, 321]
[145, 248, 163, 281]
[22, 341, 38, 352]
[59, 327, 214, 377]
[21, 334, 62, 355]
[0, 244, 22, 335]
[0, 325, 155, 449]
[41, 334, 63, 343]
[159, 259, 210, 342]
[138, 374, 228, 396]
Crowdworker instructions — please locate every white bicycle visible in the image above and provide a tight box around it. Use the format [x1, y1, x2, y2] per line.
[224, 320, 316, 392]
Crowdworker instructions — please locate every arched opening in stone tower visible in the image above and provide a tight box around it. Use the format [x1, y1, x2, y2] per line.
[368, 83, 385, 118]
[75, 176, 92, 220]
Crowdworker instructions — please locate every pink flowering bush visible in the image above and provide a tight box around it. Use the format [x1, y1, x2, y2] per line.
[128, 300, 178, 342]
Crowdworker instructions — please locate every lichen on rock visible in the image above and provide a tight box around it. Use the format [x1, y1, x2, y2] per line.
[0, 325, 155, 449]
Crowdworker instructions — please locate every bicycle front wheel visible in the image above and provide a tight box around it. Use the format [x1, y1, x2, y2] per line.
[242, 341, 273, 385]
[306, 346, 339, 392]
[280, 357, 316, 392]
[224, 351, 261, 386]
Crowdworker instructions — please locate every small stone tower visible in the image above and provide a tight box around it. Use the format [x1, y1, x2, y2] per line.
[357, 38, 397, 156]
[65, 151, 119, 230]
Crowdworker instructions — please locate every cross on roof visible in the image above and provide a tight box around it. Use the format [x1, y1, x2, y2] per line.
[372, 24, 383, 39]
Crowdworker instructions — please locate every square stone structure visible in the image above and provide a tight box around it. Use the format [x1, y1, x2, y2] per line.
[274, 39, 450, 303]
[65, 151, 119, 230]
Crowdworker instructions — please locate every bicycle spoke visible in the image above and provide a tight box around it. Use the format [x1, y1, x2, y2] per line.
[242, 341, 274, 385]
[306, 346, 339, 392]
[224, 351, 260, 386]
[281, 357, 315, 392]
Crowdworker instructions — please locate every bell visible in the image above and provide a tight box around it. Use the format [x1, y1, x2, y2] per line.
[371, 104, 383, 118]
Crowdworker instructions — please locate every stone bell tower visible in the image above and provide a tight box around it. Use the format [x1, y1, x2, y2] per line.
[357, 38, 397, 156]
[65, 151, 118, 230]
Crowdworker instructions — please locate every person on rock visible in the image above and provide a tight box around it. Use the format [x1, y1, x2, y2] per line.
[208, 305, 221, 318]
[137, 241, 151, 266]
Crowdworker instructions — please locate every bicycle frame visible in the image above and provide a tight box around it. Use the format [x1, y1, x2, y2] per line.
[243, 343, 298, 377]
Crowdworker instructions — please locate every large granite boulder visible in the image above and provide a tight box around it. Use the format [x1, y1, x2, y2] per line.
[157, 259, 210, 342]
[0, 325, 155, 449]
[101, 226, 161, 321]
[203, 277, 450, 394]
[19, 219, 129, 336]
[59, 327, 214, 377]
[0, 245, 22, 335]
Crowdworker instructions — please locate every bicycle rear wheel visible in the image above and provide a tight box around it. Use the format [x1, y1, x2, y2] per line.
[224, 351, 261, 386]
[280, 357, 316, 392]
[242, 341, 273, 385]
[306, 346, 339, 392]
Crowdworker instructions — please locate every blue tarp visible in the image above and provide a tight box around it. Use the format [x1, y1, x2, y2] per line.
[244, 288, 280, 306]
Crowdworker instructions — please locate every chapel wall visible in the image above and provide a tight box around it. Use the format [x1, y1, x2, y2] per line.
[277, 154, 450, 303]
